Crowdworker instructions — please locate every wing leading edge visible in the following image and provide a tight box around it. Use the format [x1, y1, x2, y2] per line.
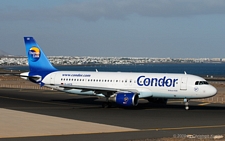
[53, 84, 140, 94]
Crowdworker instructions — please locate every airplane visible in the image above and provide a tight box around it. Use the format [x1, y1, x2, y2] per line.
[20, 37, 217, 110]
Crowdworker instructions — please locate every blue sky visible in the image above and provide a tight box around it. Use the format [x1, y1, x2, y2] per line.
[1, 0, 225, 58]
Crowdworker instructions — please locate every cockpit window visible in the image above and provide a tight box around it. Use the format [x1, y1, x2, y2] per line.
[195, 81, 209, 85]
[203, 81, 209, 84]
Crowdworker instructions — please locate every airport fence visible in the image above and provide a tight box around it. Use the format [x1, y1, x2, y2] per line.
[194, 97, 225, 104]
[0, 84, 51, 90]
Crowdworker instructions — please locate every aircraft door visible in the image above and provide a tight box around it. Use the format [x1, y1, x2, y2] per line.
[180, 77, 187, 90]
[50, 73, 56, 84]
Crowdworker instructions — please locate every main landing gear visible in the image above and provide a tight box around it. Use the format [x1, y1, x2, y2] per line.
[102, 96, 112, 108]
[102, 102, 112, 108]
[184, 98, 189, 110]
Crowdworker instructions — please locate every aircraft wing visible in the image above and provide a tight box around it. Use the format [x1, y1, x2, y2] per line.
[52, 84, 140, 94]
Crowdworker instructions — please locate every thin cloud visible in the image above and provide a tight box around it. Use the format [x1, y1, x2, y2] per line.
[1, 0, 225, 21]
[54, 0, 225, 20]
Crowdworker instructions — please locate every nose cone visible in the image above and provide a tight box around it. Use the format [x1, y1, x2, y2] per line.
[207, 85, 217, 97]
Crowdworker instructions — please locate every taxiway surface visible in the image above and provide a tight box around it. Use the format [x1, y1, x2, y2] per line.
[0, 88, 225, 141]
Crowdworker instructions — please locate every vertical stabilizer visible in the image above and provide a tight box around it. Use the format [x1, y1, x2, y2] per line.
[24, 37, 57, 73]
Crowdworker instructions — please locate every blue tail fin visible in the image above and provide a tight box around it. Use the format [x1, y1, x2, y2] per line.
[24, 37, 57, 73]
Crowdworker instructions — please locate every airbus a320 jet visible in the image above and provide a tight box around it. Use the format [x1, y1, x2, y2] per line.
[20, 37, 217, 110]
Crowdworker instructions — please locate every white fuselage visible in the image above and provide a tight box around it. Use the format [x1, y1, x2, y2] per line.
[39, 71, 217, 99]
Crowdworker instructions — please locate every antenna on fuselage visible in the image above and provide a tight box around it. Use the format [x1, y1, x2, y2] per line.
[96, 69, 98, 72]
[184, 71, 187, 74]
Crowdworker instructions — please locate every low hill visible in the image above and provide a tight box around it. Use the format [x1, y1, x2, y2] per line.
[0, 49, 10, 56]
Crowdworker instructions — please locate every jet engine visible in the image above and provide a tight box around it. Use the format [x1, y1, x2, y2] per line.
[109, 92, 139, 106]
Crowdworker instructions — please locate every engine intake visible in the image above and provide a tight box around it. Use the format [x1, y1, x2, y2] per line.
[109, 92, 139, 106]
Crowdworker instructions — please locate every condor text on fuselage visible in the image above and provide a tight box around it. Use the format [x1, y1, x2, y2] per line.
[137, 76, 178, 87]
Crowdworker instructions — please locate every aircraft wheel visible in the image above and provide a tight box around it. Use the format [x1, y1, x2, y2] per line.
[185, 106, 189, 110]
[102, 102, 111, 108]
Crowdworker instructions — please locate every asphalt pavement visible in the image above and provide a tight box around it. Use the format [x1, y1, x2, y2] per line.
[0, 88, 225, 141]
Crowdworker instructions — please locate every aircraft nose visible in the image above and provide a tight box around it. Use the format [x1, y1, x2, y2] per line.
[207, 85, 217, 97]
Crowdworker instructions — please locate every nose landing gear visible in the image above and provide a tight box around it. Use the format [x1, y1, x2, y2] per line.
[184, 98, 189, 110]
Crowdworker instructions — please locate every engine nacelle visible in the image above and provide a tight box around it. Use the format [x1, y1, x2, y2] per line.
[109, 92, 139, 106]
